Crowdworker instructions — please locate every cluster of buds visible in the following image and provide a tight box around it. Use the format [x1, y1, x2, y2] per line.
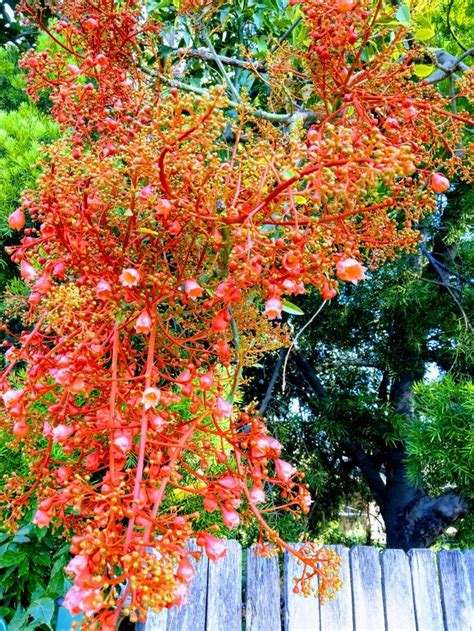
[0, 0, 470, 627]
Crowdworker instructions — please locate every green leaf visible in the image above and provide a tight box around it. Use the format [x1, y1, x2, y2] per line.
[8, 605, 28, 631]
[0, 548, 24, 568]
[414, 28, 435, 42]
[27, 597, 55, 630]
[413, 64, 435, 78]
[281, 300, 305, 316]
[395, 4, 411, 26]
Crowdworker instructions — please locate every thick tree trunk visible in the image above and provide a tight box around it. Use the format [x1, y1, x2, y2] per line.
[294, 353, 470, 550]
[380, 444, 469, 549]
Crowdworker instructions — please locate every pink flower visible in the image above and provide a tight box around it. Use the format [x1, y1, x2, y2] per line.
[119, 267, 140, 287]
[142, 387, 161, 410]
[431, 173, 450, 193]
[52, 424, 75, 442]
[184, 279, 204, 299]
[203, 496, 219, 512]
[2, 389, 24, 410]
[214, 397, 232, 419]
[138, 184, 153, 200]
[13, 422, 29, 438]
[8, 209, 25, 231]
[63, 586, 101, 617]
[336, 258, 367, 284]
[264, 297, 282, 320]
[275, 458, 296, 482]
[196, 533, 227, 562]
[135, 311, 152, 334]
[155, 198, 174, 218]
[114, 432, 132, 453]
[217, 475, 240, 491]
[177, 557, 195, 583]
[19, 263, 37, 290]
[34, 273, 52, 294]
[65, 554, 89, 577]
[95, 279, 112, 299]
[32, 509, 51, 528]
[222, 507, 240, 529]
[150, 414, 166, 431]
[199, 370, 214, 390]
[249, 486, 266, 504]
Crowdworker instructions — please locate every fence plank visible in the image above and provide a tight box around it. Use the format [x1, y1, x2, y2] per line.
[464, 550, 474, 608]
[409, 549, 444, 631]
[246, 546, 281, 631]
[283, 544, 319, 631]
[438, 550, 473, 631]
[381, 549, 416, 631]
[320, 545, 353, 631]
[350, 546, 385, 631]
[206, 540, 242, 631]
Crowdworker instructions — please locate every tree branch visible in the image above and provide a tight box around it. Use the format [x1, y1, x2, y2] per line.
[340, 440, 387, 508]
[421, 244, 473, 333]
[258, 348, 285, 415]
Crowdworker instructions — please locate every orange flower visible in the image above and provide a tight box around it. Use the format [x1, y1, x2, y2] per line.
[336, 258, 367, 284]
[142, 387, 161, 410]
[119, 267, 140, 287]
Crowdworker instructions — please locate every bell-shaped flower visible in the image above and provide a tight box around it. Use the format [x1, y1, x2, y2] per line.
[264, 297, 282, 320]
[184, 279, 204, 299]
[249, 486, 266, 504]
[20, 259, 38, 281]
[275, 458, 296, 482]
[214, 397, 232, 419]
[336, 258, 367, 284]
[95, 279, 112, 299]
[196, 533, 227, 562]
[142, 387, 161, 410]
[32, 509, 51, 528]
[119, 267, 140, 287]
[177, 557, 195, 583]
[8, 208, 25, 231]
[135, 310, 152, 334]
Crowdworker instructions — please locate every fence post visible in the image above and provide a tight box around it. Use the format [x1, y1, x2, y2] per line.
[438, 550, 473, 631]
[246, 546, 281, 631]
[350, 546, 385, 631]
[408, 548, 444, 631]
[381, 549, 416, 631]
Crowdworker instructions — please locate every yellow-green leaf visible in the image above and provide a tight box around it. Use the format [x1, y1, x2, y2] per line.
[281, 300, 304, 316]
[413, 64, 435, 78]
[414, 28, 435, 42]
[294, 195, 307, 205]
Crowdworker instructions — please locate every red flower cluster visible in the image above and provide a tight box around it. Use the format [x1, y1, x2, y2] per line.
[1, 0, 471, 627]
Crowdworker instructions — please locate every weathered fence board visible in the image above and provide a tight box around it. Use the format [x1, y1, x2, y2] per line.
[320, 545, 353, 631]
[137, 543, 474, 631]
[206, 540, 242, 631]
[438, 550, 473, 631]
[283, 544, 319, 631]
[465, 550, 474, 608]
[409, 548, 445, 631]
[381, 548, 417, 631]
[246, 546, 281, 631]
[350, 546, 385, 631]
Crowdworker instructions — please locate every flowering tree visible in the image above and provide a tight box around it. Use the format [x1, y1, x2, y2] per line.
[0, 0, 472, 627]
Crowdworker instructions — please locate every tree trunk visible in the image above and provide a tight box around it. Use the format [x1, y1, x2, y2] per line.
[294, 353, 470, 550]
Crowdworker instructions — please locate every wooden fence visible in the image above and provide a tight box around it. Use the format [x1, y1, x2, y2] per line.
[137, 542, 474, 631]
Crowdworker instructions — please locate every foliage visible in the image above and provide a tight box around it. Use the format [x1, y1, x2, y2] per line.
[0, 46, 58, 290]
[406, 376, 474, 495]
[0, 521, 69, 629]
[0, 0, 472, 628]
